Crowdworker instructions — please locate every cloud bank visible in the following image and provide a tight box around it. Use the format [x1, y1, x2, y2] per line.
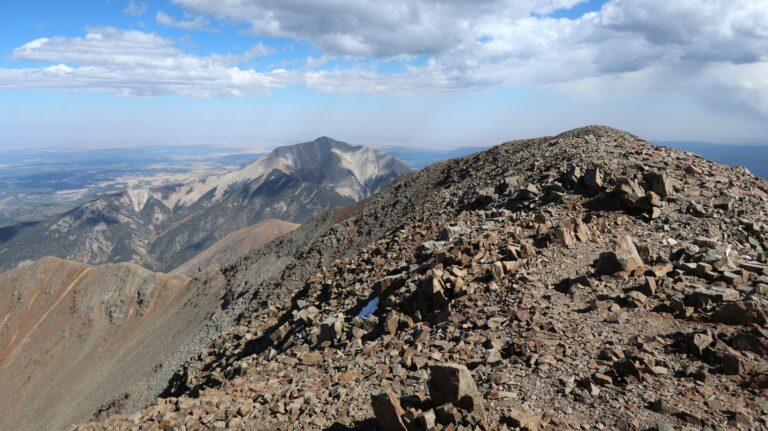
[0, 0, 766, 117]
[2, 28, 293, 97]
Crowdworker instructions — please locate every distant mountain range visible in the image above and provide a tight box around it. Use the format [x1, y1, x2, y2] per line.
[0, 137, 410, 273]
[660, 141, 768, 179]
[2, 140, 761, 231]
[0, 145, 260, 227]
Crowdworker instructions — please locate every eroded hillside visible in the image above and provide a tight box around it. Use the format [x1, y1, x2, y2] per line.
[172, 219, 300, 275]
[0, 258, 226, 431]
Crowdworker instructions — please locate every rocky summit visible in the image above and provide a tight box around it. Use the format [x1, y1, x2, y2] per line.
[43, 126, 768, 430]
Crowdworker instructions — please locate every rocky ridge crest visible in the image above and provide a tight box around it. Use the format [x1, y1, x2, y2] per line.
[73, 126, 768, 430]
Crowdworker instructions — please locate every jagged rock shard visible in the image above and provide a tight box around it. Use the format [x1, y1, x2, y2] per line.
[440, 224, 469, 241]
[584, 166, 604, 191]
[645, 171, 673, 198]
[613, 177, 648, 209]
[427, 363, 486, 421]
[684, 331, 713, 357]
[597, 236, 645, 276]
[564, 164, 583, 187]
[553, 218, 591, 247]
[713, 196, 734, 210]
[318, 314, 344, 344]
[415, 409, 437, 429]
[371, 389, 408, 431]
[506, 405, 543, 431]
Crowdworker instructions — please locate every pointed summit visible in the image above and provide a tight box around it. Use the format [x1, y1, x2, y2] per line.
[262, 137, 411, 200]
[311, 136, 347, 145]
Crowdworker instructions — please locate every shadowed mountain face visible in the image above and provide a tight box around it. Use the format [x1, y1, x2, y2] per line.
[171, 218, 300, 275]
[0, 137, 410, 273]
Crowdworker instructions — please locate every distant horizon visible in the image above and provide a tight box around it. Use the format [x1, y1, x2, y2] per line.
[2, 131, 767, 153]
[1, 134, 765, 180]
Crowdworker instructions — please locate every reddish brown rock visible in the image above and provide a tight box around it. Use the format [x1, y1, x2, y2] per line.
[584, 166, 604, 191]
[505, 405, 543, 431]
[427, 363, 486, 421]
[711, 300, 767, 326]
[597, 236, 645, 276]
[371, 390, 408, 431]
[645, 171, 673, 198]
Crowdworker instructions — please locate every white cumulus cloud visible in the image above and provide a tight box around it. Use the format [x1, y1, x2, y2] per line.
[194, 0, 763, 117]
[172, 0, 587, 57]
[1, 28, 294, 97]
[0, 0, 767, 122]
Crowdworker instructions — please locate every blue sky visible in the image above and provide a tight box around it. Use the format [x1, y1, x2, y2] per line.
[1, 0, 767, 150]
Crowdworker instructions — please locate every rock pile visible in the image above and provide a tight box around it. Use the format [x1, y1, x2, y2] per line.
[71, 126, 768, 431]
[372, 363, 486, 430]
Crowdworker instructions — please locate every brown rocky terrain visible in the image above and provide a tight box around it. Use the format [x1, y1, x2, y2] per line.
[26, 125, 768, 430]
[0, 258, 228, 431]
[172, 219, 300, 275]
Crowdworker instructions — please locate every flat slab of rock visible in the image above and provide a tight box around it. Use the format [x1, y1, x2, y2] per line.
[689, 285, 740, 305]
[505, 405, 543, 431]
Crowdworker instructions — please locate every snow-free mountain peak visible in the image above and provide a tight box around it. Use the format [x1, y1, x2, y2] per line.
[161, 136, 409, 209]
[12, 126, 768, 431]
[0, 138, 411, 273]
[258, 136, 410, 201]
